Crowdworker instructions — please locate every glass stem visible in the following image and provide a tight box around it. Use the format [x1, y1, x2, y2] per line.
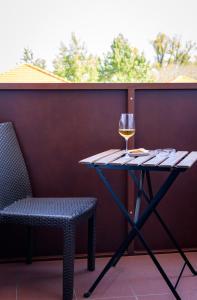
[125, 138, 128, 154]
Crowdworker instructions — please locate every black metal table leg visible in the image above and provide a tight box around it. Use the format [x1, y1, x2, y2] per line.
[128, 169, 197, 276]
[84, 167, 182, 298]
[136, 229, 181, 300]
[113, 169, 181, 269]
[84, 226, 137, 297]
[145, 170, 197, 276]
[113, 170, 145, 267]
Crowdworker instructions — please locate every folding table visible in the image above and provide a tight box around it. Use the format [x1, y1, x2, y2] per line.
[80, 149, 197, 300]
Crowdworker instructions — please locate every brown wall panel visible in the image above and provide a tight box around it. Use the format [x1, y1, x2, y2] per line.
[134, 89, 197, 251]
[0, 89, 128, 258]
[0, 84, 197, 259]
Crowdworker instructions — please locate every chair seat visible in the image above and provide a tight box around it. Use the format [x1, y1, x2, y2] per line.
[0, 197, 97, 226]
[0, 122, 97, 300]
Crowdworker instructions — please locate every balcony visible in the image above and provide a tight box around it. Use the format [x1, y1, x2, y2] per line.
[0, 82, 197, 299]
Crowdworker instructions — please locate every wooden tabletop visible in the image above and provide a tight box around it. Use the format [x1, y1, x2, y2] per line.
[79, 149, 197, 169]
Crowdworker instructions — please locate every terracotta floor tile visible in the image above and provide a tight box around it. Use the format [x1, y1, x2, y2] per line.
[16, 261, 65, 300]
[0, 253, 197, 300]
[131, 277, 170, 296]
[17, 281, 62, 300]
[0, 262, 18, 282]
[74, 258, 136, 299]
[177, 290, 197, 300]
[77, 297, 137, 300]
[117, 255, 171, 296]
[137, 294, 172, 300]
[176, 273, 197, 294]
[0, 263, 17, 300]
[0, 283, 16, 300]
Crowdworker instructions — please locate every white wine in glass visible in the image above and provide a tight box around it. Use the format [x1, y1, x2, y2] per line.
[119, 113, 135, 156]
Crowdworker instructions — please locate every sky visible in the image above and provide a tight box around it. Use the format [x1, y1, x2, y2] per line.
[0, 0, 197, 72]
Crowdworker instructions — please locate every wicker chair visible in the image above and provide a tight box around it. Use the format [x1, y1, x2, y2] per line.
[0, 122, 97, 300]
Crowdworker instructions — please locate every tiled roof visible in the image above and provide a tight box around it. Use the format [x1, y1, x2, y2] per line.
[0, 64, 68, 83]
[171, 75, 197, 83]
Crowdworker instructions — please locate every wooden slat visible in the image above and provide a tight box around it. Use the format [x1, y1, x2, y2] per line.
[142, 152, 170, 167]
[176, 151, 197, 168]
[79, 149, 120, 164]
[110, 156, 135, 165]
[95, 150, 126, 165]
[159, 151, 188, 167]
[126, 154, 156, 166]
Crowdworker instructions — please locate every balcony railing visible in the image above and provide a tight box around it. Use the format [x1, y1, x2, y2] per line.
[0, 82, 197, 259]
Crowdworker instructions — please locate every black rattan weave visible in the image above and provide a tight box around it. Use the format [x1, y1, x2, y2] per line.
[0, 122, 32, 210]
[0, 122, 97, 300]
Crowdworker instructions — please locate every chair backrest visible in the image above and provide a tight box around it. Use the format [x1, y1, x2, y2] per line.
[0, 122, 32, 210]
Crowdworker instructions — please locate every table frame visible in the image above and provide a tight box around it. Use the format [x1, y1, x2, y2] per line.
[84, 164, 197, 300]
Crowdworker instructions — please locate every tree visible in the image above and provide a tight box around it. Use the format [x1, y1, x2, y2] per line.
[152, 33, 196, 67]
[53, 33, 99, 82]
[21, 48, 46, 69]
[168, 38, 195, 65]
[152, 33, 169, 67]
[98, 34, 152, 82]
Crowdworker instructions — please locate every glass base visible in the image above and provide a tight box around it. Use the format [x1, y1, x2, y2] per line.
[124, 151, 130, 158]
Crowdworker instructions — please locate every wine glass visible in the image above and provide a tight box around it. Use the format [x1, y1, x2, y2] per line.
[119, 113, 135, 157]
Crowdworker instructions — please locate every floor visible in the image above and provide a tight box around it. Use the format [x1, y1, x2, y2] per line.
[1, 252, 197, 300]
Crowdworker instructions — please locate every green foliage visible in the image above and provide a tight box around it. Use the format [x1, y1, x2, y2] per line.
[22, 48, 34, 64]
[53, 33, 99, 82]
[168, 38, 195, 65]
[98, 34, 152, 82]
[20, 32, 197, 82]
[21, 48, 46, 69]
[152, 33, 196, 67]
